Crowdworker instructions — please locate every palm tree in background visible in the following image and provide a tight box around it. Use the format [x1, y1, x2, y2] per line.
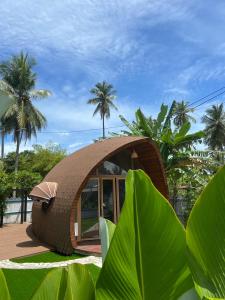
[87, 81, 117, 139]
[0, 52, 51, 172]
[202, 103, 225, 150]
[173, 100, 196, 127]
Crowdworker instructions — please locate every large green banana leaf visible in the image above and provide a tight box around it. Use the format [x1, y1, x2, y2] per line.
[64, 264, 95, 300]
[186, 166, 225, 299]
[99, 217, 116, 262]
[31, 264, 94, 300]
[0, 269, 10, 300]
[96, 170, 193, 299]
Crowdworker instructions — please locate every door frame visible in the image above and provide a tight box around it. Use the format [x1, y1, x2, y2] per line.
[78, 175, 126, 241]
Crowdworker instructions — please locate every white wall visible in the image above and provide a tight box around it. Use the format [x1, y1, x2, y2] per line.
[3, 197, 33, 224]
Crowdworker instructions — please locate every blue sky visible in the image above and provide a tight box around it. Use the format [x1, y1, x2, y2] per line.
[1, 0, 225, 153]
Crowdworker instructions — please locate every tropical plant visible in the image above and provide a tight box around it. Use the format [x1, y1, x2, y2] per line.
[0, 87, 15, 159]
[3, 143, 66, 182]
[173, 101, 195, 127]
[0, 52, 51, 173]
[11, 170, 42, 192]
[87, 81, 117, 139]
[0, 171, 10, 227]
[116, 104, 204, 173]
[1, 168, 224, 299]
[32, 143, 66, 177]
[202, 103, 225, 150]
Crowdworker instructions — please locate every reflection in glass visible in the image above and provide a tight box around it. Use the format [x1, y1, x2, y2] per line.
[98, 161, 127, 175]
[102, 180, 114, 222]
[118, 179, 125, 212]
[81, 179, 99, 239]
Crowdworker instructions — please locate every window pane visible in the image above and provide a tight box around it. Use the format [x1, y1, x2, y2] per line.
[102, 180, 114, 222]
[118, 179, 125, 212]
[81, 179, 99, 239]
[98, 161, 127, 175]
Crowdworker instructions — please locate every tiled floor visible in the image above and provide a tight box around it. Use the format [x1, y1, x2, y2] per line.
[0, 223, 51, 260]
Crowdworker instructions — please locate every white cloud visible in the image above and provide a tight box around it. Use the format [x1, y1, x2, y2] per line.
[0, 0, 194, 80]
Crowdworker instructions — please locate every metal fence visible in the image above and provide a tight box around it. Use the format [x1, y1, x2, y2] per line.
[3, 194, 33, 224]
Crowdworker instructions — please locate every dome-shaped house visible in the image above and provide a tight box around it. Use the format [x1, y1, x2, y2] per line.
[31, 136, 168, 255]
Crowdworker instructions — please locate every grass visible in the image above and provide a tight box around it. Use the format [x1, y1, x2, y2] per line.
[3, 268, 52, 300]
[4, 251, 101, 300]
[11, 251, 82, 263]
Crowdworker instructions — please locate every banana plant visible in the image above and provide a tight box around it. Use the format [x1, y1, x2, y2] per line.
[1, 167, 224, 299]
[113, 103, 204, 174]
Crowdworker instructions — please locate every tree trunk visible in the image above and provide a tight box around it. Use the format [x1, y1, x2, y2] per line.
[0, 212, 3, 228]
[1, 129, 4, 159]
[13, 131, 21, 198]
[102, 114, 105, 139]
[14, 131, 21, 174]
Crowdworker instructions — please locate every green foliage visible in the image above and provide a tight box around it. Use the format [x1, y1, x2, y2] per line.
[202, 103, 225, 150]
[0, 269, 10, 300]
[31, 264, 95, 300]
[1, 169, 225, 299]
[3, 150, 36, 174]
[0, 170, 10, 226]
[96, 170, 193, 300]
[0, 52, 51, 172]
[116, 104, 204, 173]
[88, 81, 117, 138]
[173, 101, 195, 127]
[3, 142, 66, 179]
[99, 217, 116, 262]
[186, 166, 225, 299]
[0, 89, 15, 120]
[32, 143, 66, 178]
[11, 170, 42, 192]
[116, 102, 204, 211]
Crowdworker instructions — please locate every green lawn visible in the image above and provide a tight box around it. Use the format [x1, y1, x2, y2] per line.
[4, 251, 101, 300]
[11, 251, 82, 263]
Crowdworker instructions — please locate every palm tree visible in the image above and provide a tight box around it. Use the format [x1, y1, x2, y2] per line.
[0, 52, 51, 172]
[202, 103, 225, 150]
[173, 101, 195, 127]
[87, 81, 117, 139]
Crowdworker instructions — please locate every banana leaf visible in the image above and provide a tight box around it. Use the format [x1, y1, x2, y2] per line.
[99, 217, 116, 262]
[186, 165, 225, 299]
[0, 269, 10, 300]
[31, 264, 94, 300]
[96, 170, 193, 299]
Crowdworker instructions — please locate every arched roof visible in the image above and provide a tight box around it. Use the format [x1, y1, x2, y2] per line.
[32, 136, 168, 254]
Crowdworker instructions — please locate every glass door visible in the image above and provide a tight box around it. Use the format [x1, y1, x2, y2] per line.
[80, 178, 99, 239]
[101, 179, 116, 222]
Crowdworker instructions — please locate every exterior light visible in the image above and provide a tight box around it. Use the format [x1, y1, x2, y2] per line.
[131, 150, 138, 159]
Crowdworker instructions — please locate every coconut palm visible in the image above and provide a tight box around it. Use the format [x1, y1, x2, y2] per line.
[87, 81, 117, 139]
[173, 100, 195, 127]
[202, 103, 225, 150]
[0, 52, 51, 172]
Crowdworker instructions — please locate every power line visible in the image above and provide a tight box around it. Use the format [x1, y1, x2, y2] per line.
[0, 125, 126, 134]
[188, 86, 225, 107]
[192, 90, 225, 110]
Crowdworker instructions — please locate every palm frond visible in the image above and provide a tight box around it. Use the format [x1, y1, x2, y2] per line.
[29, 89, 52, 99]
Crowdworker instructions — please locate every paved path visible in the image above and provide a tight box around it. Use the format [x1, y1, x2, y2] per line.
[0, 223, 51, 260]
[0, 256, 102, 269]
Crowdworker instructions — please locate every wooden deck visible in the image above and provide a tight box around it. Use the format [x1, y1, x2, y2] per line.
[0, 223, 51, 260]
[0, 223, 101, 260]
[75, 240, 101, 256]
